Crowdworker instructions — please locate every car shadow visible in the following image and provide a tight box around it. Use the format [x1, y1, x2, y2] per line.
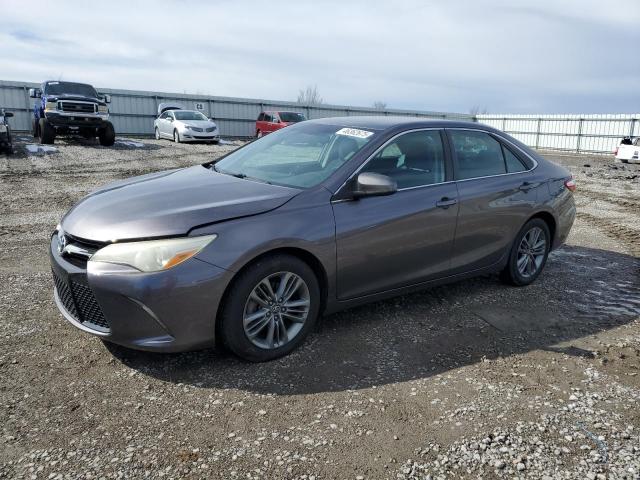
[105, 245, 640, 395]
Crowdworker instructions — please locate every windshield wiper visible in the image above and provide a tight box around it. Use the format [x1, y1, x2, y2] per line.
[211, 166, 272, 185]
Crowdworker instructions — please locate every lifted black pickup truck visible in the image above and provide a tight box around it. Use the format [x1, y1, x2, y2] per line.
[0, 109, 13, 154]
[30, 81, 115, 146]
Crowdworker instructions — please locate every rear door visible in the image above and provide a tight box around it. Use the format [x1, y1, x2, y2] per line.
[333, 129, 459, 299]
[446, 129, 540, 274]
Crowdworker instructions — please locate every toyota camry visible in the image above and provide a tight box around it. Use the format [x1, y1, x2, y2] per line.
[50, 117, 576, 361]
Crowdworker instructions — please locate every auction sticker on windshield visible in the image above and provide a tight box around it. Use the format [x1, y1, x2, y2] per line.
[336, 127, 374, 139]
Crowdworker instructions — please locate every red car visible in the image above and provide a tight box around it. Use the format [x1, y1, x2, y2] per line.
[255, 111, 306, 137]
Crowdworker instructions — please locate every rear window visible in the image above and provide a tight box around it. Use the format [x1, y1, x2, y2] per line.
[279, 112, 306, 123]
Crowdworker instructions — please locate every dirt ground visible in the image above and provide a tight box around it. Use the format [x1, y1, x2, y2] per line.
[0, 135, 639, 479]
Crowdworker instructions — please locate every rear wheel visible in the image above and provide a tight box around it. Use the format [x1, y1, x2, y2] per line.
[98, 122, 115, 146]
[219, 254, 320, 362]
[256, 130, 262, 138]
[500, 218, 550, 286]
[38, 119, 55, 144]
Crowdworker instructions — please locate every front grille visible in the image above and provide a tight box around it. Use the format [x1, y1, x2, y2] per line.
[70, 281, 110, 329]
[52, 270, 110, 331]
[205, 127, 216, 132]
[52, 270, 78, 319]
[190, 127, 203, 132]
[59, 101, 96, 114]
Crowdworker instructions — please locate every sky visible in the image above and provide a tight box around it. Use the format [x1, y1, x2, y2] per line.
[1, 0, 638, 114]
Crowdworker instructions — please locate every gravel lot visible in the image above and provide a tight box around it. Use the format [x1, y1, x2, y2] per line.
[1, 135, 639, 479]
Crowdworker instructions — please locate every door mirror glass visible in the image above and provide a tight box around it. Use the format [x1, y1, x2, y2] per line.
[353, 172, 397, 198]
[4, 112, 13, 118]
[102, 94, 111, 103]
[29, 88, 42, 98]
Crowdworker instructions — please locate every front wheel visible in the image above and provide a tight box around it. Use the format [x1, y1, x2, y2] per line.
[500, 218, 550, 286]
[155, 127, 160, 140]
[173, 129, 180, 143]
[38, 119, 55, 144]
[219, 254, 321, 362]
[98, 122, 116, 146]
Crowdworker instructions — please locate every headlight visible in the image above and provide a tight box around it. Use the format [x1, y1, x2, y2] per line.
[98, 105, 108, 113]
[45, 101, 58, 111]
[89, 235, 216, 272]
[0, 125, 6, 133]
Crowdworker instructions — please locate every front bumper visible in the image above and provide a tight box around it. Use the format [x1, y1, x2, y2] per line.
[179, 129, 220, 142]
[44, 112, 110, 128]
[49, 234, 231, 352]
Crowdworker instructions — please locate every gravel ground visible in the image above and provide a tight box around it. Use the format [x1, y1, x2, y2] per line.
[0, 137, 639, 479]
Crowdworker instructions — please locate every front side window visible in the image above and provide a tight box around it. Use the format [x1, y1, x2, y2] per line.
[213, 123, 376, 189]
[361, 130, 446, 189]
[257, 113, 265, 121]
[450, 130, 508, 180]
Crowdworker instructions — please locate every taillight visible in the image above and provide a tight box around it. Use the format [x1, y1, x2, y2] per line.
[564, 178, 576, 192]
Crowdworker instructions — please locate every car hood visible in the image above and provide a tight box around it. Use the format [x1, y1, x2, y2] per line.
[176, 120, 217, 129]
[61, 166, 299, 243]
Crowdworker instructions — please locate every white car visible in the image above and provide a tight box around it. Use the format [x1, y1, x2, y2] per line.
[154, 103, 220, 144]
[615, 137, 640, 163]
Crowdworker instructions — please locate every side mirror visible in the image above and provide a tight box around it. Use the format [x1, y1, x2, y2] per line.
[4, 112, 13, 118]
[353, 172, 397, 198]
[29, 88, 42, 98]
[102, 94, 111, 104]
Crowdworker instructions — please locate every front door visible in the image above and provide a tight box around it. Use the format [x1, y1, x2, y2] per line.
[333, 129, 459, 299]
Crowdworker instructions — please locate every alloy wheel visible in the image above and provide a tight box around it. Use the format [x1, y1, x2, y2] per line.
[516, 226, 546, 278]
[243, 272, 310, 349]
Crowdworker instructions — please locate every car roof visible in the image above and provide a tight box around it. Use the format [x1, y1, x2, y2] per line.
[306, 115, 488, 131]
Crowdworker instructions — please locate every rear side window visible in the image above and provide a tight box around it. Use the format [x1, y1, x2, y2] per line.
[450, 130, 528, 179]
[503, 145, 527, 173]
[257, 113, 265, 121]
[361, 130, 446, 189]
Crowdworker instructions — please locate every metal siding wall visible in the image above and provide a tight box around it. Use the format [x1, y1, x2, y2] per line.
[478, 113, 640, 154]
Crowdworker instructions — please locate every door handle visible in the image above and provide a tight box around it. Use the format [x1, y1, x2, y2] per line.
[519, 181, 535, 191]
[436, 197, 458, 209]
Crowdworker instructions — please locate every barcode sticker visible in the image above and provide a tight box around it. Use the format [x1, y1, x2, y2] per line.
[336, 127, 374, 139]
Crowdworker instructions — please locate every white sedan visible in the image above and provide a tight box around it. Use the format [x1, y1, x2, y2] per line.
[615, 137, 640, 163]
[154, 105, 220, 144]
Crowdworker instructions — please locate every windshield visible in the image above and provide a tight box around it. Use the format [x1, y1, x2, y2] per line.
[279, 112, 306, 123]
[44, 81, 98, 98]
[174, 111, 208, 121]
[213, 123, 377, 189]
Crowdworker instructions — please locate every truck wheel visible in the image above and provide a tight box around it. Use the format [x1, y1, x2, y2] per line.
[98, 122, 116, 147]
[38, 119, 55, 144]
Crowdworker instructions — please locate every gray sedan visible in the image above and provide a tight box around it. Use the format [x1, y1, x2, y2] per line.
[50, 117, 576, 361]
[154, 109, 220, 143]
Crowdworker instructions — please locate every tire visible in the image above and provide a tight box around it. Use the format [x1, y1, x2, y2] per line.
[256, 130, 262, 138]
[500, 218, 551, 286]
[173, 129, 180, 143]
[38, 119, 55, 144]
[155, 127, 160, 140]
[219, 254, 321, 362]
[98, 122, 116, 146]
